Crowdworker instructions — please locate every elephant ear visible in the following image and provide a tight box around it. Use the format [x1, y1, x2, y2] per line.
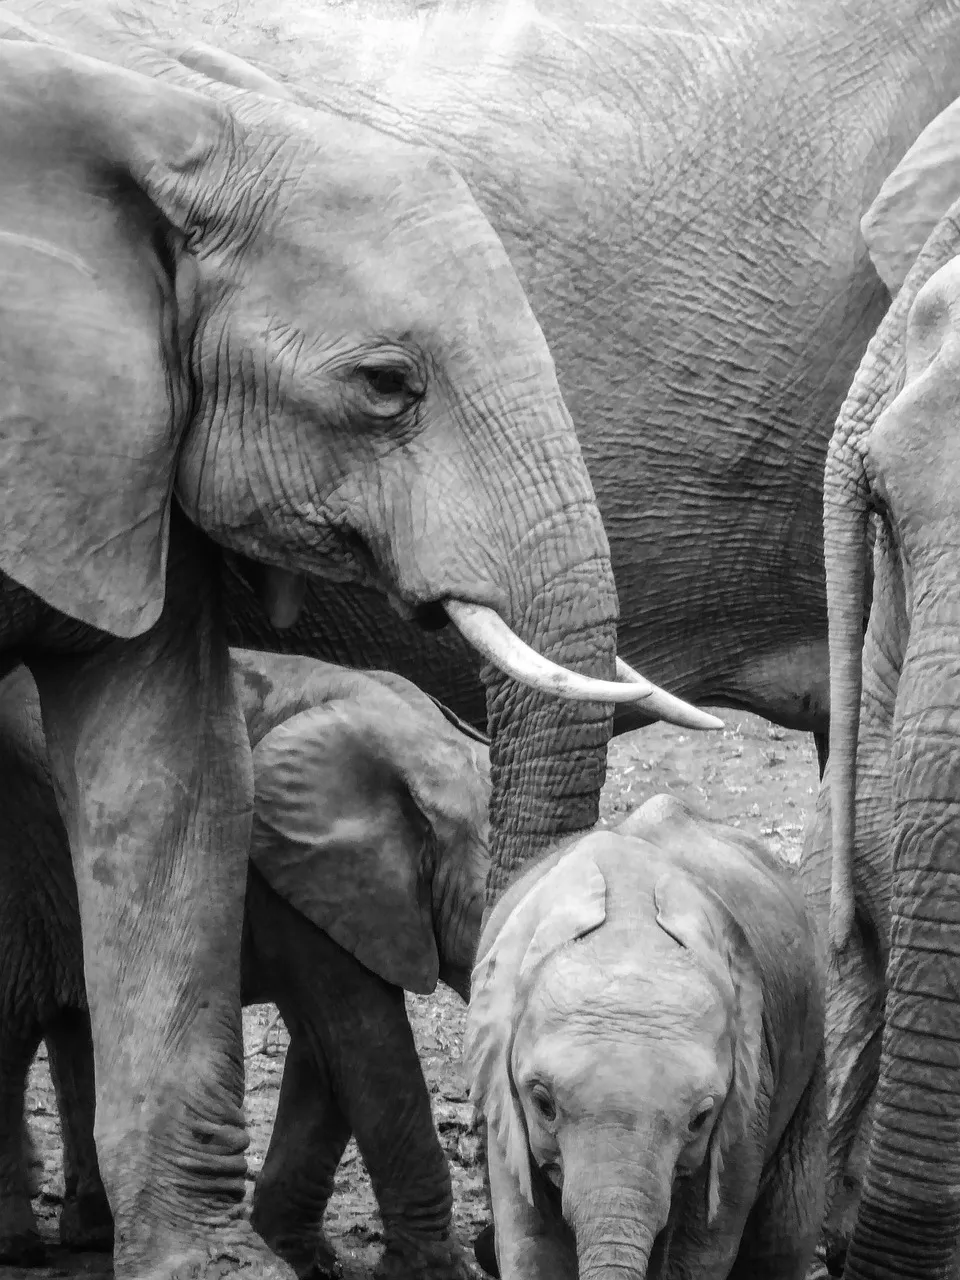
[0, 39, 233, 636]
[862, 96, 960, 297]
[463, 851, 606, 1206]
[250, 702, 447, 993]
[654, 873, 763, 1226]
[168, 40, 298, 101]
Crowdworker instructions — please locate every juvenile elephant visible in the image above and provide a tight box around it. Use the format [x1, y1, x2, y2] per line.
[0, 653, 491, 1279]
[464, 794, 825, 1280]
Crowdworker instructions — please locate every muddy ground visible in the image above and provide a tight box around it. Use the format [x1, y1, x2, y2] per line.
[14, 711, 818, 1279]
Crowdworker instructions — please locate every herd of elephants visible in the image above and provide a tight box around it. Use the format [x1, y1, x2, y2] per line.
[4, 0, 960, 1276]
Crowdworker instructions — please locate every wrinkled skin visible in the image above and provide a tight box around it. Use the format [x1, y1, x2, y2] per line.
[201, 0, 960, 753]
[0, 653, 492, 1278]
[815, 194, 960, 1275]
[0, 4, 626, 1276]
[464, 795, 825, 1280]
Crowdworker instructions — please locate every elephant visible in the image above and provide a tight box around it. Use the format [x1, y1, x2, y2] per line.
[0, 3, 704, 1275]
[803, 88, 960, 1280]
[463, 793, 825, 1280]
[0, 651, 492, 1278]
[148, 0, 960, 777]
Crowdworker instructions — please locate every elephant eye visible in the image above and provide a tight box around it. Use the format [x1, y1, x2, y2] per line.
[353, 358, 425, 418]
[530, 1084, 557, 1123]
[362, 366, 408, 397]
[690, 1099, 714, 1133]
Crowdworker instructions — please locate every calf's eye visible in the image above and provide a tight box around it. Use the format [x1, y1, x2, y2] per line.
[530, 1084, 557, 1123]
[690, 1099, 714, 1133]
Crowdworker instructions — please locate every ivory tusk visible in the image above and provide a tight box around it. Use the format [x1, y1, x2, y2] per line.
[445, 600, 722, 729]
[615, 658, 724, 731]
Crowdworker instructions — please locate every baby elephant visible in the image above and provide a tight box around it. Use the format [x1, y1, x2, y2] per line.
[465, 794, 825, 1280]
[0, 651, 490, 1279]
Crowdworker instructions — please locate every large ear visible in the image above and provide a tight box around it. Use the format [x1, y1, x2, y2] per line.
[165, 40, 299, 102]
[250, 701, 449, 993]
[862, 96, 960, 297]
[654, 872, 763, 1226]
[0, 39, 233, 636]
[463, 851, 606, 1205]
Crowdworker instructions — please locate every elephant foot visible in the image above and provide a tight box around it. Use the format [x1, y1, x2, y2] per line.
[0, 1225, 46, 1267]
[300, 1235, 342, 1280]
[59, 1188, 114, 1252]
[473, 1224, 499, 1278]
[250, 1207, 334, 1279]
[119, 1222, 299, 1280]
[375, 1236, 483, 1280]
[302, 1229, 342, 1279]
[0, 1197, 46, 1266]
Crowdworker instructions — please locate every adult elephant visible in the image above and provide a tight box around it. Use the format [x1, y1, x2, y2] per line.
[816, 97, 960, 1278]
[175, 0, 960, 770]
[0, 5, 698, 1276]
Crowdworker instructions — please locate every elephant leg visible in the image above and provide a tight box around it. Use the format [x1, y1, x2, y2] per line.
[335, 990, 470, 1280]
[728, 1057, 827, 1280]
[45, 1010, 113, 1252]
[0, 1021, 45, 1265]
[250, 1025, 349, 1279]
[244, 873, 467, 1279]
[28, 528, 292, 1280]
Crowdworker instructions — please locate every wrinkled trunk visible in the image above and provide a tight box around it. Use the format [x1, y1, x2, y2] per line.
[439, 395, 622, 903]
[844, 602, 960, 1280]
[564, 1142, 670, 1280]
[484, 556, 617, 900]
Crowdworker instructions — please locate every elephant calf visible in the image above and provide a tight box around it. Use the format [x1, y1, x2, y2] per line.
[465, 793, 826, 1280]
[0, 651, 490, 1279]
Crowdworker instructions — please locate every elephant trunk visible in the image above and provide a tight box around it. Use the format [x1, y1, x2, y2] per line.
[564, 1142, 671, 1280]
[823, 418, 871, 948]
[844, 604, 960, 1280]
[482, 543, 619, 899]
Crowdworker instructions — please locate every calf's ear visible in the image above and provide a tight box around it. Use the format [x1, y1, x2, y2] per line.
[250, 702, 441, 994]
[463, 850, 606, 1205]
[654, 872, 763, 1225]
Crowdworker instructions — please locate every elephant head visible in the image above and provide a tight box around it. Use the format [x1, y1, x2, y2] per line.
[464, 833, 764, 1280]
[0, 31, 716, 896]
[246, 679, 491, 998]
[825, 93, 960, 1279]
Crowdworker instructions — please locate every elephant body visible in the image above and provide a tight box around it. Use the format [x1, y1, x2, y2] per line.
[206, 0, 960, 744]
[0, 653, 491, 1279]
[808, 88, 960, 1280]
[0, 2, 649, 1273]
[465, 794, 825, 1280]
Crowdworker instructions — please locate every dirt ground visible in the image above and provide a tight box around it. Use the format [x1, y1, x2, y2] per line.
[14, 710, 819, 1280]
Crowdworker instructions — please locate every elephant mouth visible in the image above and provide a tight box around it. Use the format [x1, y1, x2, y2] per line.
[411, 600, 450, 631]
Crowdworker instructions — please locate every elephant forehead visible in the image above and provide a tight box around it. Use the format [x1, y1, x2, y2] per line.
[524, 942, 726, 1033]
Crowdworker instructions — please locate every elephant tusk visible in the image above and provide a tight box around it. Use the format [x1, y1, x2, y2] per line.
[615, 658, 724, 731]
[445, 600, 723, 730]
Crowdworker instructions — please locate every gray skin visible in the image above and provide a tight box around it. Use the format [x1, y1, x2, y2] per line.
[464, 794, 825, 1280]
[807, 142, 960, 1272]
[0, 5, 628, 1278]
[0, 652, 491, 1279]
[187, 0, 960, 770]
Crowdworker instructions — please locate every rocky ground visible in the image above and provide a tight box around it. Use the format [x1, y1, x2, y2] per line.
[14, 709, 818, 1279]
